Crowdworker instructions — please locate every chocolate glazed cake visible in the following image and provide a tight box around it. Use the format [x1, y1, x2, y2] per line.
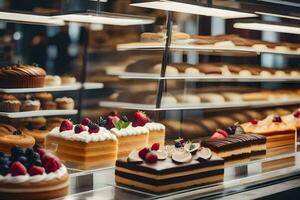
[201, 134, 266, 165]
[115, 155, 224, 193]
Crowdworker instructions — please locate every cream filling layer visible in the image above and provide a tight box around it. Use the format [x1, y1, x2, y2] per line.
[251, 144, 266, 152]
[116, 164, 224, 180]
[214, 147, 251, 158]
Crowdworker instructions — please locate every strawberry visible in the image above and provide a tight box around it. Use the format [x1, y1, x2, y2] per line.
[294, 111, 300, 118]
[145, 152, 158, 163]
[81, 117, 92, 126]
[138, 147, 150, 160]
[44, 158, 61, 173]
[216, 129, 228, 138]
[133, 111, 150, 127]
[74, 124, 87, 134]
[88, 123, 100, 133]
[151, 143, 160, 151]
[10, 161, 27, 176]
[28, 166, 45, 176]
[59, 119, 73, 132]
[41, 154, 57, 166]
[106, 115, 120, 129]
[251, 119, 258, 125]
[210, 132, 226, 139]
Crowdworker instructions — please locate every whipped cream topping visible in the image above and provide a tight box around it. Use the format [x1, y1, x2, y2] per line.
[49, 126, 117, 142]
[110, 124, 149, 137]
[144, 122, 165, 131]
[0, 165, 67, 184]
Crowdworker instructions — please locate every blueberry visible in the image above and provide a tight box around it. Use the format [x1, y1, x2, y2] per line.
[0, 157, 9, 165]
[226, 126, 236, 135]
[175, 142, 182, 148]
[0, 165, 9, 176]
[25, 148, 35, 157]
[18, 156, 27, 165]
[32, 159, 42, 167]
[0, 152, 5, 158]
[28, 152, 40, 162]
[11, 147, 24, 158]
[74, 124, 81, 134]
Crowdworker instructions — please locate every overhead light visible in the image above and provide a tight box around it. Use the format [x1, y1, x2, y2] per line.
[51, 11, 155, 26]
[131, 0, 257, 19]
[255, 12, 300, 21]
[234, 20, 300, 35]
[0, 11, 65, 26]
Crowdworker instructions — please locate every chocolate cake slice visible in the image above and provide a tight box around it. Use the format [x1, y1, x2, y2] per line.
[115, 155, 224, 194]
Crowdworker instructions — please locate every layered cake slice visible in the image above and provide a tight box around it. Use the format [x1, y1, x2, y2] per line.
[115, 143, 224, 193]
[132, 111, 165, 146]
[46, 118, 118, 170]
[241, 115, 296, 156]
[0, 146, 69, 200]
[201, 127, 266, 165]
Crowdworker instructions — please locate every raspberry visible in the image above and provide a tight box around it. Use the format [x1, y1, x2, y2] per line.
[145, 152, 158, 163]
[294, 111, 300, 118]
[88, 123, 100, 133]
[10, 161, 27, 176]
[151, 143, 160, 151]
[211, 132, 226, 139]
[81, 117, 92, 126]
[44, 158, 61, 173]
[28, 165, 45, 176]
[59, 119, 73, 132]
[138, 147, 150, 160]
[251, 119, 258, 125]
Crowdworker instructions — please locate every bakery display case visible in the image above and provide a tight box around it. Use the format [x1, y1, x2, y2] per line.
[0, 0, 300, 199]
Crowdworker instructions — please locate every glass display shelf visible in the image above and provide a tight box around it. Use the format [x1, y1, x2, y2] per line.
[99, 99, 300, 111]
[107, 72, 300, 82]
[0, 109, 78, 118]
[0, 82, 103, 93]
[61, 149, 300, 200]
[117, 42, 300, 56]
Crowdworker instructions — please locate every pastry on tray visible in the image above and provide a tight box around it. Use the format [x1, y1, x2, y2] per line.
[0, 124, 16, 134]
[61, 75, 76, 85]
[115, 142, 224, 193]
[198, 93, 226, 103]
[21, 125, 49, 148]
[0, 94, 21, 112]
[20, 98, 41, 112]
[141, 31, 190, 42]
[55, 97, 75, 110]
[0, 64, 46, 88]
[0, 146, 69, 200]
[241, 115, 296, 156]
[46, 118, 118, 170]
[44, 75, 61, 87]
[0, 130, 35, 154]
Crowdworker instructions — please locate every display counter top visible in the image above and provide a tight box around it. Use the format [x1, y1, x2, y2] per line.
[59, 147, 300, 200]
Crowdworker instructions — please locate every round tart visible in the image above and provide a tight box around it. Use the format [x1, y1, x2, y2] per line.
[55, 97, 75, 110]
[0, 146, 69, 200]
[0, 133, 35, 154]
[0, 65, 46, 88]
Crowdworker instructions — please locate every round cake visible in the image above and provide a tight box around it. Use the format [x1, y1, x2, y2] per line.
[0, 146, 69, 200]
[0, 65, 46, 88]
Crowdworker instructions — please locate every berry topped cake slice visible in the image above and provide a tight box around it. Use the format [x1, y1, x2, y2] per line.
[0, 146, 69, 200]
[133, 111, 166, 146]
[46, 118, 118, 170]
[115, 142, 224, 194]
[105, 113, 149, 158]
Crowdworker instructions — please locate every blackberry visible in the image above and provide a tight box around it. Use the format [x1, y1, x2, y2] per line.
[121, 115, 129, 122]
[25, 148, 35, 157]
[88, 123, 99, 130]
[0, 157, 9, 165]
[97, 117, 106, 127]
